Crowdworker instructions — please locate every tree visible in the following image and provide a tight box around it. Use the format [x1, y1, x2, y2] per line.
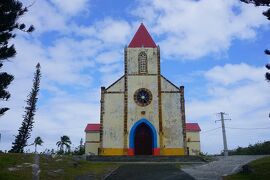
[73, 138, 85, 155]
[33, 136, 43, 153]
[56, 135, 72, 154]
[9, 63, 41, 153]
[265, 49, 270, 82]
[0, 0, 34, 117]
[0, 64, 14, 117]
[240, 0, 270, 81]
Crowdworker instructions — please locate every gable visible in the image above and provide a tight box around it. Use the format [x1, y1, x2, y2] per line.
[161, 75, 179, 91]
[106, 75, 125, 92]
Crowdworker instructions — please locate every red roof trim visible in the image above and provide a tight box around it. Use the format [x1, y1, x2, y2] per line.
[128, 23, 157, 48]
[85, 124, 100, 132]
[85, 123, 201, 132]
[186, 123, 201, 132]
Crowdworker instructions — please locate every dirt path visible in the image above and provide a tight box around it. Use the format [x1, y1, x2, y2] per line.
[182, 155, 267, 180]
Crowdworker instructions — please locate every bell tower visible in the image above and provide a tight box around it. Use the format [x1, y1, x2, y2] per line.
[125, 23, 159, 75]
[124, 23, 162, 155]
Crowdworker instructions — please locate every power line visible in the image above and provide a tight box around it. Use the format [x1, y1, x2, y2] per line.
[197, 126, 270, 134]
[201, 127, 221, 134]
[227, 127, 270, 130]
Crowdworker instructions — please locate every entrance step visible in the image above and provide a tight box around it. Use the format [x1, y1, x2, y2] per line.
[86, 156, 205, 162]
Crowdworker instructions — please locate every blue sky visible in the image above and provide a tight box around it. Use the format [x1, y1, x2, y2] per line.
[0, 0, 270, 154]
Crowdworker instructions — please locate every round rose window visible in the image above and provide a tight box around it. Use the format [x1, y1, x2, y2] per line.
[134, 88, 152, 106]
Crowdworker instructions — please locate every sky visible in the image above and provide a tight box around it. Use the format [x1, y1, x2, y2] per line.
[0, 0, 270, 154]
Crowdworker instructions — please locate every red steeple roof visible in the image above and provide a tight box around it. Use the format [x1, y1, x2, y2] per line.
[128, 23, 157, 48]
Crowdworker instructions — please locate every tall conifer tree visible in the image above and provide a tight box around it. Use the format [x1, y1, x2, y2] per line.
[0, 0, 34, 117]
[240, 0, 270, 81]
[10, 63, 41, 153]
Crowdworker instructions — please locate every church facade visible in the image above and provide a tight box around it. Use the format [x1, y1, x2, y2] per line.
[85, 24, 193, 156]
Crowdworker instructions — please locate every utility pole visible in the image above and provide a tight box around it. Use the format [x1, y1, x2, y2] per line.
[215, 112, 231, 156]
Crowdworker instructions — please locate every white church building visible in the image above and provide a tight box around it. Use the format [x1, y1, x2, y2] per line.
[85, 24, 201, 156]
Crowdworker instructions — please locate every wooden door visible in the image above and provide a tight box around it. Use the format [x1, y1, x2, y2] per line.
[134, 123, 153, 155]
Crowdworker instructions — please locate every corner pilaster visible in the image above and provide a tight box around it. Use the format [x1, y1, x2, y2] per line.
[157, 46, 163, 154]
[99, 86, 105, 155]
[180, 86, 187, 155]
[124, 47, 128, 154]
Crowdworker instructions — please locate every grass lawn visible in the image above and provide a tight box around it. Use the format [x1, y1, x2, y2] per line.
[0, 153, 118, 180]
[225, 156, 270, 180]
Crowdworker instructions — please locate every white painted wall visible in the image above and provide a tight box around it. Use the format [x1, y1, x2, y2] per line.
[187, 131, 201, 155]
[102, 93, 124, 148]
[162, 93, 184, 148]
[85, 132, 100, 155]
[127, 76, 160, 147]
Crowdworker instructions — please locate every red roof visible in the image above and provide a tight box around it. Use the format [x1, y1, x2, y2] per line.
[186, 123, 201, 132]
[128, 23, 157, 48]
[85, 124, 100, 132]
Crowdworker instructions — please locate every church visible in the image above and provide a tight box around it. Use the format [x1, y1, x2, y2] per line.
[85, 24, 201, 156]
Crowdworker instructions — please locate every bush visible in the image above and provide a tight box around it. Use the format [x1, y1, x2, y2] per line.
[230, 141, 270, 155]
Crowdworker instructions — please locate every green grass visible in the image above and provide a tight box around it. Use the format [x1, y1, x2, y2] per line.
[0, 153, 118, 180]
[225, 156, 270, 180]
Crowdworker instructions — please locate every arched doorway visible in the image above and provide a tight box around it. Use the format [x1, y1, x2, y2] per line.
[129, 119, 158, 156]
[134, 123, 153, 155]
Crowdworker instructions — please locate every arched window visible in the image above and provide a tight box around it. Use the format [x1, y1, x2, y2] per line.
[138, 52, 147, 74]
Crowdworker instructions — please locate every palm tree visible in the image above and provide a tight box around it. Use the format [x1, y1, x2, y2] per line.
[56, 135, 72, 154]
[34, 136, 43, 153]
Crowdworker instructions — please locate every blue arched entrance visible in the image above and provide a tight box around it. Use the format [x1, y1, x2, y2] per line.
[129, 119, 158, 155]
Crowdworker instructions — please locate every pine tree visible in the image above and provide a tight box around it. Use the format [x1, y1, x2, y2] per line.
[240, 0, 270, 81]
[9, 63, 41, 153]
[0, 0, 34, 117]
[265, 49, 270, 82]
[0, 64, 14, 116]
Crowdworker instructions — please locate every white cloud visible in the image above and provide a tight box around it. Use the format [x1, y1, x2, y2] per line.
[98, 63, 121, 74]
[50, 0, 90, 15]
[96, 51, 122, 65]
[93, 18, 132, 45]
[20, 0, 89, 35]
[21, 0, 68, 34]
[186, 63, 270, 153]
[0, 12, 133, 151]
[132, 0, 268, 59]
[75, 18, 132, 45]
[45, 38, 97, 85]
[0, 90, 100, 152]
[4, 37, 96, 86]
[205, 63, 264, 85]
